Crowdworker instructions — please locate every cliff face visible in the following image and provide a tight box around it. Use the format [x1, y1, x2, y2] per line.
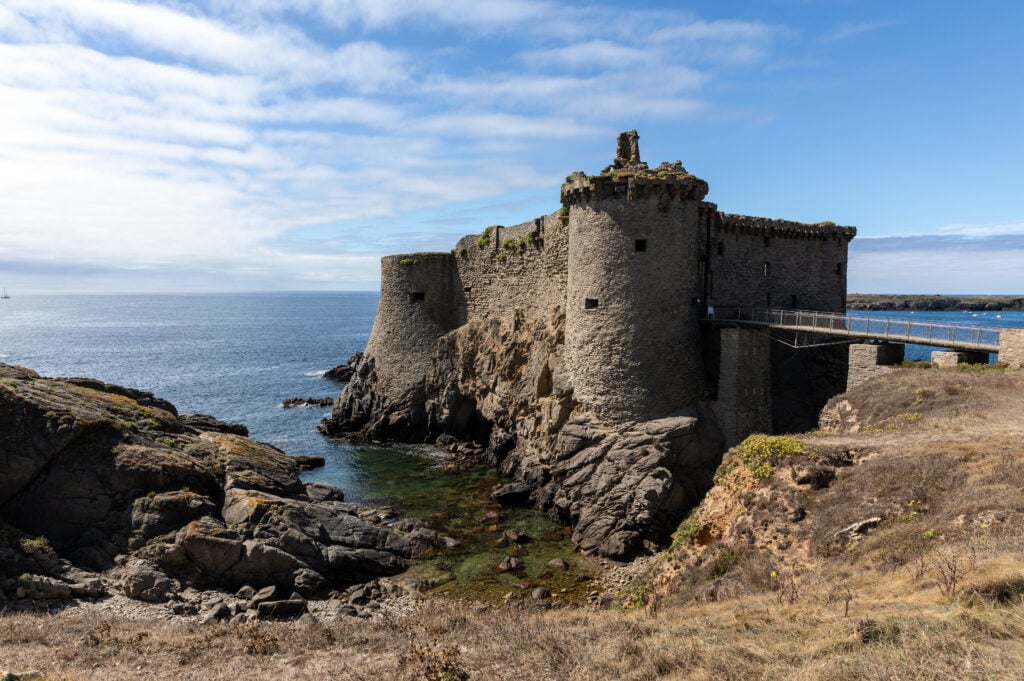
[323, 308, 724, 558]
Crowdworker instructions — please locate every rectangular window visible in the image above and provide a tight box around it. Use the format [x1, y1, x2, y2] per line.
[584, 298, 599, 310]
[410, 292, 425, 302]
[635, 239, 647, 252]
[463, 286, 472, 293]
[764, 236, 771, 247]
[836, 262, 843, 275]
[791, 294, 798, 309]
[697, 257, 706, 277]
[717, 241, 724, 257]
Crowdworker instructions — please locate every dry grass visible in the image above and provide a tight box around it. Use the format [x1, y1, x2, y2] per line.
[3, 596, 1024, 680]
[5, 367, 1024, 679]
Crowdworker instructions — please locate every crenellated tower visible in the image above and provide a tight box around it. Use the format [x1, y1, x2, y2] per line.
[561, 131, 712, 422]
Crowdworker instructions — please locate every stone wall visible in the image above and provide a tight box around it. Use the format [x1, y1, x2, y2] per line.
[712, 327, 771, 446]
[848, 343, 904, 390]
[709, 215, 854, 313]
[452, 212, 568, 325]
[998, 329, 1024, 368]
[563, 175, 708, 423]
[931, 350, 989, 367]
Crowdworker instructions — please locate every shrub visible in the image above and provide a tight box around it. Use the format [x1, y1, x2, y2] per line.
[735, 434, 814, 479]
[477, 229, 491, 249]
[457, 246, 467, 257]
[399, 258, 418, 266]
[558, 206, 569, 218]
[19, 536, 55, 558]
[671, 516, 699, 550]
[502, 238, 517, 250]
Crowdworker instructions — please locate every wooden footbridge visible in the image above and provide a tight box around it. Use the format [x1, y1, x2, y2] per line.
[708, 307, 1002, 353]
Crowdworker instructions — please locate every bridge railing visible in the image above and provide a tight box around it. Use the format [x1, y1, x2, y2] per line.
[710, 307, 1002, 350]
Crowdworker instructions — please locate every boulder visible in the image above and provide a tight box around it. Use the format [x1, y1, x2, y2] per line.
[15, 574, 72, 601]
[178, 413, 248, 436]
[115, 561, 174, 603]
[256, 598, 307, 620]
[491, 483, 533, 507]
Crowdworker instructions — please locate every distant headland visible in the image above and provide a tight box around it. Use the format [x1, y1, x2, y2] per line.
[848, 294, 1024, 311]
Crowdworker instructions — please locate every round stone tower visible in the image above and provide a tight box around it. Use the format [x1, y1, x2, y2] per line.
[562, 131, 711, 423]
[363, 252, 457, 405]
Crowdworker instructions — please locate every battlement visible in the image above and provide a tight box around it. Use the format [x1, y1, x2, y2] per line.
[719, 214, 856, 242]
[560, 169, 709, 205]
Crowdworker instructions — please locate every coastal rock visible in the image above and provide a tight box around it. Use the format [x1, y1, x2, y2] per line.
[324, 352, 362, 382]
[491, 483, 533, 507]
[178, 413, 249, 436]
[282, 397, 334, 408]
[114, 560, 175, 602]
[292, 455, 325, 470]
[0, 364, 426, 611]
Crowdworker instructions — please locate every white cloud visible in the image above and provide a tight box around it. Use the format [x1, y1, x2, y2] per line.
[0, 1, 792, 292]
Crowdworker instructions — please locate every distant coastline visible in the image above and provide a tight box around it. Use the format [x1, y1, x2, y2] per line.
[848, 294, 1024, 311]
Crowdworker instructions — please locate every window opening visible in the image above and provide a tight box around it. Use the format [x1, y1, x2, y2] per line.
[410, 292, 425, 302]
[584, 298, 599, 310]
[717, 242, 724, 257]
[635, 239, 647, 252]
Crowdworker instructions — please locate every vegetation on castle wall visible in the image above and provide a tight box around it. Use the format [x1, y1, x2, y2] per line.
[399, 258, 418, 266]
[476, 229, 491, 249]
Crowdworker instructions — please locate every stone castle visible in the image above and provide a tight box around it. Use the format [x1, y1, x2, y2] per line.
[325, 132, 856, 557]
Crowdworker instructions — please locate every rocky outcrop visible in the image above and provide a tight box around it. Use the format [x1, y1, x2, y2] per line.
[0, 364, 450, 614]
[323, 310, 724, 559]
[324, 352, 362, 382]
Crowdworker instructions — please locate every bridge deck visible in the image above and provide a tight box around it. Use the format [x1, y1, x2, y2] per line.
[710, 307, 1001, 353]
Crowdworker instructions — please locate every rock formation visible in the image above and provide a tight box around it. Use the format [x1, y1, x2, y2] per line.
[0, 364, 450, 616]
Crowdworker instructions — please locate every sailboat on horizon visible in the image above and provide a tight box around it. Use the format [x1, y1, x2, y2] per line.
[1, 289, 10, 299]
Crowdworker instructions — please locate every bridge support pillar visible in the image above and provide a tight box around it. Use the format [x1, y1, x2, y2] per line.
[848, 343, 904, 390]
[998, 329, 1024, 368]
[931, 350, 989, 367]
[712, 327, 771, 447]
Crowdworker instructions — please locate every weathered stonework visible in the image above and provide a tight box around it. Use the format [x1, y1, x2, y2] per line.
[324, 132, 855, 558]
[712, 328, 772, 446]
[931, 350, 989, 367]
[997, 329, 1024, 368]
[848, 343, 904, 389]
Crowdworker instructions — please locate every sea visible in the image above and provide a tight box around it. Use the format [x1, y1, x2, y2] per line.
[0, 292, 586, 598]
[4, 293, 1024, 499]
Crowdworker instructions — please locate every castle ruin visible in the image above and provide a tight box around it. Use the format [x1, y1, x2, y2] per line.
[325, 132, 856, 557]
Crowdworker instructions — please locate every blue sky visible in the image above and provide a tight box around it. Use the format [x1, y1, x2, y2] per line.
[1, 0, 1022, 294]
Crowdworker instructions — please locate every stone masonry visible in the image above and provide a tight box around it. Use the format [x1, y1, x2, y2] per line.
[324, 132, 856, 557]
